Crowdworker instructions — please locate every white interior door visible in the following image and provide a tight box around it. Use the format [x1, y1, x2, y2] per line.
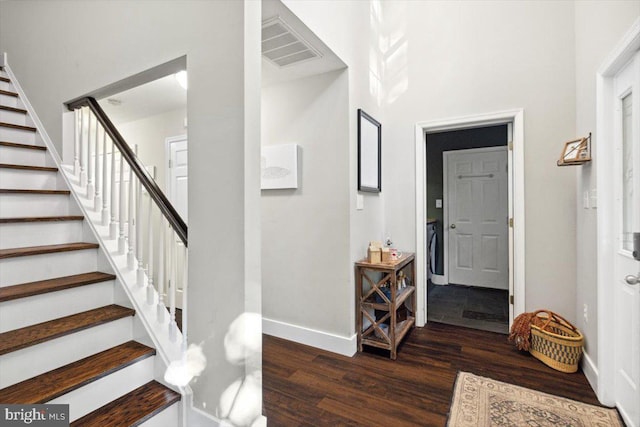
[166, 136, 187, 310]
[445, 147, 508, 289]
[167, 137, 188, 224]
[612, 51, 640, 427]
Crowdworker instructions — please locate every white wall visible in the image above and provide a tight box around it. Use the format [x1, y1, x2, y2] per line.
[261, 69, 350, 338]
[0, 0, 262, 420]
[282, 0, 388, 346]
[286, 0, 581, 330]
[116, 107, 187, 194]
[381, 0, 579, 320]
[574, 1, 640, 373]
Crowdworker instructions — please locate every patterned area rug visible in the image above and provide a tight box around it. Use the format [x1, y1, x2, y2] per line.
[447, 372, 622, 426]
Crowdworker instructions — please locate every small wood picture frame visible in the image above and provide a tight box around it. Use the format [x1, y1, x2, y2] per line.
[558, 136, 591, 166]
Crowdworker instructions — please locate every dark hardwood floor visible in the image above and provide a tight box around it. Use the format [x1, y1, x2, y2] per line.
[263, 322, 601, 426]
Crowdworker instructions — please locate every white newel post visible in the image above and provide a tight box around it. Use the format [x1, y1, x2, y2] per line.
[94, 125, 102, 212]
[101, 133, 109, 224]
[86, 113, 94, 201]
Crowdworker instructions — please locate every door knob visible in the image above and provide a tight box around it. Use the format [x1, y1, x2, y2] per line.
[624, 274, 640, 285]
[451, 224, 456, 229]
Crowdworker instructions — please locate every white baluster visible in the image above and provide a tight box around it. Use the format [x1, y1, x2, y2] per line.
[73, 109, 80, 176]
[79, 108, 87, 188]
[180, 246, 188, 347]
[146, 195, 154, 305]
[86, 113, 94, 201]
[157, 217, 166, 322]
[93, 123, 101, 211]
[169, 233, 178, 342]
[101, 133, 109, 225]
[136, 179, 145, 286]
[109, 143, 117, 240]
[118, 152, 126, 254]
[127, 160, 135, 269]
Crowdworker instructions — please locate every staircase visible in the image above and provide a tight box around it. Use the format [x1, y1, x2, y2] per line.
[0, 68, 181, 425]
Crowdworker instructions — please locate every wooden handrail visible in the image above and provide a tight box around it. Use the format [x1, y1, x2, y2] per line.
[66, 97, 188, 246]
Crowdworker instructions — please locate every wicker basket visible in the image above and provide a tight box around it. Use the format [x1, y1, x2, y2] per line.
[528, 310, 584, 373]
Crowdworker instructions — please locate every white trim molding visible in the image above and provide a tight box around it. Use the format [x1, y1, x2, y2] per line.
[414, 109, 525, 327]
[596, 16, 640, 408]
[581, 350, 599, 398]
[262, 317, 357, 357]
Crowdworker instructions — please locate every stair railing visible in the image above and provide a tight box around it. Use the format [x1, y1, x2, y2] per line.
[65, 97, 188, 362]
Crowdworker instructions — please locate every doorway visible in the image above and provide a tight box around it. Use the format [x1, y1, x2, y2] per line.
[166, 134, 188, 310]
[414, 110, 525, 331]
[426, 129, 509, 333]
[596, 20, 640, 426]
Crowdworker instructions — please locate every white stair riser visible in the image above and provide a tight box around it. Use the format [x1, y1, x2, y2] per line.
[0, 145, 47, 167]
[0, 193, 71, 217]
[0, 110, 26, 126]
[0, 127, 35, 144]
[0, 94, 18, 108]
[0, 249, 98, 287]
[0, 81, 13, 92]
[0, 281, 115, 332]
[0, 168, 59, 190]
[0, 220, 84, 249]
[140, 402, 180, 427]
[0, 316, 133, 388]
[50, 356, 155, 422]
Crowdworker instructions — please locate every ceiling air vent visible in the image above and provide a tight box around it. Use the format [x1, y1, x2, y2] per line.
[262, 17, 322, 68]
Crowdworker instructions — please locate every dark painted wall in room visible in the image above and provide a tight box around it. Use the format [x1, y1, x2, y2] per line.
[426, 125, 507, 275]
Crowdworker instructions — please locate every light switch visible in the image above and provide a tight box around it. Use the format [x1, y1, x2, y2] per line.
[356, 194, 364, 210]
[590, 189, 597, 209]
[583, 191, 590, 209]
[436, 199, 443, 209]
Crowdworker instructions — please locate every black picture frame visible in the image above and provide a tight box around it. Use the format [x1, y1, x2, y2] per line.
[357, 109, 381, 193]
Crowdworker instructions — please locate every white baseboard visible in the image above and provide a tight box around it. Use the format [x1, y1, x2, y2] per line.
[431, 274, 447, 285]
[186, 399, 267, 427]
[581, 350, 598, 397]
[187, 405, 220, 427]
[262, 317, 356, 357]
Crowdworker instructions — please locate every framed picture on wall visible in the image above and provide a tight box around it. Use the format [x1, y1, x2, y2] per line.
[557, 136, 591, 165]
[358, 109, 382, 193]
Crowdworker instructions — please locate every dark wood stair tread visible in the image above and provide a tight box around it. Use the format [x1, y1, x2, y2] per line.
[0, 122, 36, 132]
[0, 305, 135, 356]
[0, 341, 154, 404]
[0, 242, 99, 259]
[0, 188, 69, 194]
[0, 272, 115, 302]
[71, 381, 180, 427]
[0, 105, 27, 114]
[0, 163, 57, 172]
[0, 215, 83, 224]
[0, 76, 10, 83]
[0, 141, 46, 150]
[0, 89, 19, 98]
